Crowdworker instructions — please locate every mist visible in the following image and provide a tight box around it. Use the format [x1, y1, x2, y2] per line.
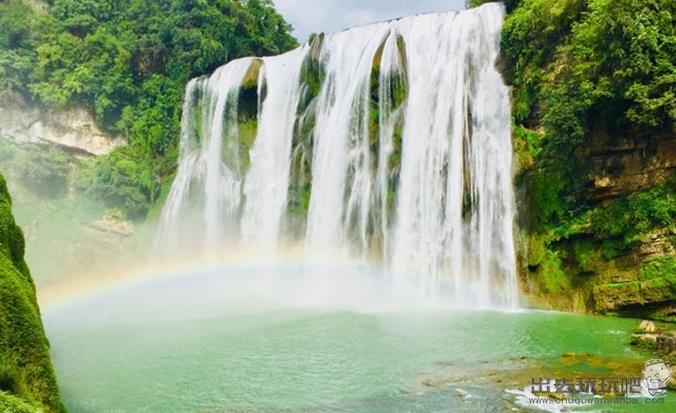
[0, 138, 157, 294]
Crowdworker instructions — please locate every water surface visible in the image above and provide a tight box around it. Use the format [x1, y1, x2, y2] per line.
[44, 266, 673, 412]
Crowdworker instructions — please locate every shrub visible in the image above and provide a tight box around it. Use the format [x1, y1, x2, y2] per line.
[13, 146, 70, 197]
[74, 147, 157, 219]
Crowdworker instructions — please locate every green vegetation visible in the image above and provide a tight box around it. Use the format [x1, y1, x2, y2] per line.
[0, 140, 139, 284]
[73, 146, 156, 219]
[496, 0, 675, 315]
[0, 173, 64, 412]
[589, 183, 675, 258]
[236, 59, 263, 175]
[527, 182, 675, 261]
[502, 0, 674, 177]
[287, 44, 324, 222]
[0, 391, 40, 413]
[0, 140, 70, 198]
[534, 250, 571, 293]
[640, 256, 676, 282]
[0, 4, 299, 406]
[0, 0, 298, 218]
[502, 0, 674, 165]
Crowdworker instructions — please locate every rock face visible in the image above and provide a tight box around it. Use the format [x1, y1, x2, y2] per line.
[517, 125, 675, 320]
[578, 128, 676, 202]
[592, 277, 675, 312]
[580, 131, 675, 317]
[0, 173, 64, 412]
[0, 106, 125, 156]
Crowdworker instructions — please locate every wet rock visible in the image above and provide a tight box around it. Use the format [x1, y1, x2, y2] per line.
[656, 330, 676, 354]
[241, 58, 263, 89]
[631, 333, 657, 348]
[630, 333, 658, 349]
[639, 230, 676, 259]
[580, 126, 675, 202]
[420, 377, 435, 387]
[519, 123, 675, 316]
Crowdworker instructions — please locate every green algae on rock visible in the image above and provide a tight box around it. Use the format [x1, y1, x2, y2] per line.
[0, 173, 64, 412]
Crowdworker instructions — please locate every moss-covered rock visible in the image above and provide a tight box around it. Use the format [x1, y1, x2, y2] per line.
[285, 39, 327, 230]
[241, 58, 263, 90]
[518, 173, 675, 319]
[592, 282, 642, 311]
[0, 173, 64, 412]
[0, 391, 40, 413]
[233, 59, 265, 176]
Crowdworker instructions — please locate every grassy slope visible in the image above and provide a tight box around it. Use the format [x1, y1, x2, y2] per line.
[0, 172, 64, 412]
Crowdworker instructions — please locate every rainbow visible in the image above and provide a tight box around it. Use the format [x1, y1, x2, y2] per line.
[38, 247, 381, 311]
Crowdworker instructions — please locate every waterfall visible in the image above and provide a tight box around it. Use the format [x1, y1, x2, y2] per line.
[156, 3, 517, 308]
[240, 48, 309, 247]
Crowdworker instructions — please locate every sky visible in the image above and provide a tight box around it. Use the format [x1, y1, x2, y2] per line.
[273, 0, 467, 43]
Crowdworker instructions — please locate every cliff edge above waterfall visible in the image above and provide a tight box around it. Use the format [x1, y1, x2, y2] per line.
[0, 172, 64, 412]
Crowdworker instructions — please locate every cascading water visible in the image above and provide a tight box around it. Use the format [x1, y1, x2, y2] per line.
[240, 48, 309, 247]
[156, 3, 517, 308]
[391, 8, 517, 307]
[157, 59, 253, 252]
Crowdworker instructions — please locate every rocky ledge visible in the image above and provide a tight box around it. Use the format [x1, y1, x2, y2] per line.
[0, 107, 125, 156]
[631, 321, 676, 367]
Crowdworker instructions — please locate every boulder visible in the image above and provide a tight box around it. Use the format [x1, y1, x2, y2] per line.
[639, 320, 656, 333]
[630, 333, 658, 349]
[656, 331, 676, 354]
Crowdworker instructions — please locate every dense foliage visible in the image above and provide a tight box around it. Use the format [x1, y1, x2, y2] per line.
[472, 0, 675, 171]
[502, 0, 674, 157]
[0, 174, 64, 412]
[0, 0, 297, 218]
[499, 0, 674, 216]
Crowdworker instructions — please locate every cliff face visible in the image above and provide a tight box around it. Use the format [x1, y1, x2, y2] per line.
[580, 127, 675, 203]
[498, 0, 675, 320]
[517, 128, 675, 320]
[576, 128, 675, 317]
[0, 173, 64, 412]
[0, 107, 125, 156]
